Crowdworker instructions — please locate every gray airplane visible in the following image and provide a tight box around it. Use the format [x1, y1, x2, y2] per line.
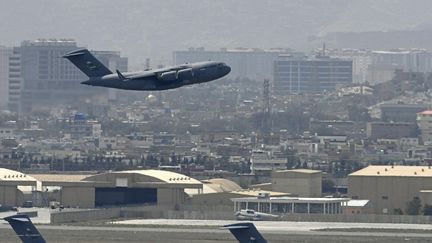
[63, 49, 231, 90]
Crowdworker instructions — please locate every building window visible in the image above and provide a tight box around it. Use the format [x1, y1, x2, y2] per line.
[382, 196, 388, 200]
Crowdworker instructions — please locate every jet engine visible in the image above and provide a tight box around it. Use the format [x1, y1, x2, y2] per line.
[159, 70, 177, 81]
[177, 68, 194, 80]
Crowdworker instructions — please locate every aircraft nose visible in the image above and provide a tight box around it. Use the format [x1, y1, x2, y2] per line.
[224, 65, 231, 75]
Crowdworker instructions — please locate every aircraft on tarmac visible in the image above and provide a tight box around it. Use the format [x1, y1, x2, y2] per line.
[63, 49, 231, 91]
[4, 214, 266, 243]
[235, 209, 279, 221]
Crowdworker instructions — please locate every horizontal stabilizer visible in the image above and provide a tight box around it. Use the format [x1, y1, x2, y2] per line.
[116, 69, 129, 81]
[4, 214, 46, 243]
[223, 222, 267, 243]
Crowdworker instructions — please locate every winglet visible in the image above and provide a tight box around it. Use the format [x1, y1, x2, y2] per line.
[4, 214, 46, 243]
[116, 69, 128, 81]
[223, 222, 267, 243]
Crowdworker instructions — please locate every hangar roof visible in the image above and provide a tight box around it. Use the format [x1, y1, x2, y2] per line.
[114, 169, 202, 184]
[202, 178, 242, 192]
[83, 169, 202, 186]
[349, 165, 432, 177]
[30, 174, 91, 182]
[0, 168, 37, 182]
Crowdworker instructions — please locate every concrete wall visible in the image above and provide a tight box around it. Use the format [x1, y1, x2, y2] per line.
[51, 208, 121, 224]
[280, 213, 432, 224]
[0, 185, 20, 206]
[60, 186, 95, 208]
[272, 171, 322, 197]
[157, 188, 184, 209]
[187, 192, 237, 208]
[349, 175, 432, 214]
[166, 210, 235, 220]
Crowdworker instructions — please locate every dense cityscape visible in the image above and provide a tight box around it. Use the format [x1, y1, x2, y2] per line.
[4, 2, 432, 242]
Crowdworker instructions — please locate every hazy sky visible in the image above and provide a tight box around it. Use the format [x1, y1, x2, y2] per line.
[2, 0, 432, 68]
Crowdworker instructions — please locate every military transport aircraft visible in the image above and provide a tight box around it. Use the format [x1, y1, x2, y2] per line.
[63, 49, 231, 91]
[4, 214, 267, 243]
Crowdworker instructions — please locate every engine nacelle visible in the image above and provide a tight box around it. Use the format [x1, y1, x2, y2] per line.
[177, 68, 194, 80]
[159, 70, 177, 81]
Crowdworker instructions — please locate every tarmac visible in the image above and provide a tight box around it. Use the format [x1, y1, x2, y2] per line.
[2, 217, 432, 242]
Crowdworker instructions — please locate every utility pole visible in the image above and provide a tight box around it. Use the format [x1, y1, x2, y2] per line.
[262, 79, 271, 140]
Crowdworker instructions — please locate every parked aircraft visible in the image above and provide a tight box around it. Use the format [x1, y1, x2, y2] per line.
[63, 49, 231, 91]
[235, 209, 279, 221]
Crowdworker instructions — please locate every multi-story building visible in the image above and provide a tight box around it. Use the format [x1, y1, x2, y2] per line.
[324, 48, 371, 84]
[417, 110, 432, 145]
[0, 46, 12, 109]
[366, 122, 418, 140]
[8, 47, 22, 112]
[173, 47, 295, 81]
[63, 114, 102, 139]
[273, 56, 352, 95]
[18, 39, 128, 113]
[367, 49, 432, 84]
[381, 104, 429, 122]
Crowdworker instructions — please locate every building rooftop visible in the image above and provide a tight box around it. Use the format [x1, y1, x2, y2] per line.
[231, 196, 349, 203]
[345, 199, 370, 207]
[202, 178, 242, 192]
[108, 169, 202, 185]
[350, 165, 432, 177]
[0, 168, 37, 182]
[274, 169, 322, 174]
[229, 190, 290, 197]
[418, 110, 432, 115]
[30, 174, 91, 182]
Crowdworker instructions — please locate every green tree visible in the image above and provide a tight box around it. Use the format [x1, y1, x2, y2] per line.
[322, 179, 335, 193]
[406, 197, 422, 215]
[423, 204, 432, 215]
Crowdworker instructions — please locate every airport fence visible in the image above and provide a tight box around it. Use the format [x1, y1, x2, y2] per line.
[279, 213, 432, 224]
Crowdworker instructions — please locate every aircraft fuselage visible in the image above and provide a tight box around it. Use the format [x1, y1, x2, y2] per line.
[82, 61, 231, 90]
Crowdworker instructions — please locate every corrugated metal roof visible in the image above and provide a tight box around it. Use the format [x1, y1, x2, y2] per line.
[349, 165, 432, 177]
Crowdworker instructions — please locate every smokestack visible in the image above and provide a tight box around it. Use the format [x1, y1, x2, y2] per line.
[323, 42, 326, 57]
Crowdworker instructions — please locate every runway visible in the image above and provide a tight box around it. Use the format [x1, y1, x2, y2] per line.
[2, 219, 432, 242]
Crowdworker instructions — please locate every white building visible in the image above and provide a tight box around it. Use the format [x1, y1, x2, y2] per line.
[232, 196, 349, 214]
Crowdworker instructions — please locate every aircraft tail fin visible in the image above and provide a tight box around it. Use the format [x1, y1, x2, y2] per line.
[63, 48, 112, 78]
[224, 222, 267, 243]
[4, 214, 46, 243]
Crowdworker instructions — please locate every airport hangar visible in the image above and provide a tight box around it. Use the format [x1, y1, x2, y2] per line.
[0, 168, 203, 208]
